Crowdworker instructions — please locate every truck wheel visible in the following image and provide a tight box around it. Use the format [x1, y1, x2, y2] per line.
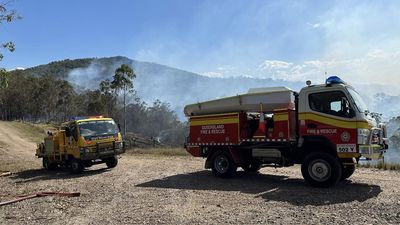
[42, 157, 57, 170]
[211, 150, 237, 178]
[301, 152, 342, 188]
[105, 156, 118, 168]
[70, 159, 84, 174]
[341, 165, 355, 180]
[242, 162, 262, 172]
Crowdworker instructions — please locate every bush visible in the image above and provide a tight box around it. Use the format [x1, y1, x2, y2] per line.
[358, 161, 400, 170]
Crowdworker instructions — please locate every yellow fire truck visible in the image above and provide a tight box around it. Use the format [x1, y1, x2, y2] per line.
[36, 116, 125, 173]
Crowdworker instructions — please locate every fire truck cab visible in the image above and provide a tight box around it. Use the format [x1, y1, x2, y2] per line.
[184, 76, 388, 187]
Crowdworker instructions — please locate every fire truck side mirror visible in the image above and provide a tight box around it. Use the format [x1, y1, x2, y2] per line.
[65, 127, 71, 137]
[341, 97, 355, 118]
[118, 123, 121, 132]
[349, 108, 355, 118]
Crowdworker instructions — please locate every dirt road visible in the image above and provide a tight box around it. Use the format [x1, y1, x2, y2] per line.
[0, 122, 40, 171]
[0, 121, 400, 224]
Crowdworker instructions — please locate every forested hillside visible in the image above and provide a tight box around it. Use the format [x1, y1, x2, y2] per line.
[0, 59, 187, 146]
[17, 56, 306, 119]
[27, 56, 400, 121]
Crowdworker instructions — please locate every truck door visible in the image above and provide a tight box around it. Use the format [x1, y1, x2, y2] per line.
[302, 90, 358, 156]
[68, 123, 80, 159]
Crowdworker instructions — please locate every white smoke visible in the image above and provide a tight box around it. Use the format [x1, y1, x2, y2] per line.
[66, 57, 306, 120]
[68, 61, 111, 90]
[66, 56, 400, 122]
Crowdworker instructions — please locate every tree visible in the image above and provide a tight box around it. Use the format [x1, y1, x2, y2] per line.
[56, 80, 76, 121]
[99, 79, 116, 117]
[111, 64, 136, 136]
[0, 2, 20, 61]
[0, 68, 8, 88]
[0, 2, 20, 120]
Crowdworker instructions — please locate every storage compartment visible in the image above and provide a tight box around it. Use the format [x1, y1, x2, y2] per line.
[252, 148, 282, 158]
[188, 112, 244, 145]
[44, 138, 54, 154]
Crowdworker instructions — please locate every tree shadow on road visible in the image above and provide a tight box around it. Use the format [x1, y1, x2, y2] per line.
[136, 170, 382, 206]
[9, 166, 111, 183]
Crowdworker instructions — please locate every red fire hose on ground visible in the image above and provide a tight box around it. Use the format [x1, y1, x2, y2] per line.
[0, 192, 80, 206]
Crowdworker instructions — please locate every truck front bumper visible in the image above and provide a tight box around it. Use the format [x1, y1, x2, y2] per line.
[80, 142, 126, 161]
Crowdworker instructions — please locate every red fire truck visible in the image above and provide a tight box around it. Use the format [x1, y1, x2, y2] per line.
[184, 76, 388, 187]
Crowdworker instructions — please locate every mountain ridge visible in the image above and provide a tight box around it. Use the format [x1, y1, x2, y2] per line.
[10, 56, 400, 120]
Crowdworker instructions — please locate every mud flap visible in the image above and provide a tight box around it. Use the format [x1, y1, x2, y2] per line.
[205, 157, 212, 169]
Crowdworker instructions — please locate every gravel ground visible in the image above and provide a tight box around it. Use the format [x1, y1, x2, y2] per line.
[1, 122, 400, 224]
[1, 155, 400, 224]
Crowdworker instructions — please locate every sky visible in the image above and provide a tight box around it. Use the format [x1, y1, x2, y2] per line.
[2, 0, 400, 87]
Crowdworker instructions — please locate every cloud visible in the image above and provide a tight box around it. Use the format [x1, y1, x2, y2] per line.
[307, 22, 320, 29]
[216, 65, 236, 73]
[258, 60, 293, 70]
[198, 65, 237, 78]
[257, 59, 321, 82]
[201, 71, 224, 78]
[7, 67, 25, 71]
[256, 49, 400, 87]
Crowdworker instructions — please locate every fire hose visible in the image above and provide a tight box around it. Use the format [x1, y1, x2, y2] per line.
[0, 171, 11, 177]
[0, 192, 80, 206]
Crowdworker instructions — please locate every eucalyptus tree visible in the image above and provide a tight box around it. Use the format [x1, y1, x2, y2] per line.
[111, 64, 136, 136]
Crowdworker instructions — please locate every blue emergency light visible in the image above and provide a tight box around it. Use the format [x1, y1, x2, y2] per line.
[325, 76, 346, 85]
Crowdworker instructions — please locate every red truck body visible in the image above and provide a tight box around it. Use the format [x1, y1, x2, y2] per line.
[187, 109, 297, 157]
[184, 77, 388, 187]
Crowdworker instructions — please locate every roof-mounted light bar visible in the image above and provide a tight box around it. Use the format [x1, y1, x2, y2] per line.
[325, 76, 347, 86]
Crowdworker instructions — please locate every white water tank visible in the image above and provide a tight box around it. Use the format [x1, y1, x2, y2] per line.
[184, 87, 295, 116]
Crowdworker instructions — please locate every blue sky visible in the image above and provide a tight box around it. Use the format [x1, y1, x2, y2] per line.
[2, 0, 400, 86]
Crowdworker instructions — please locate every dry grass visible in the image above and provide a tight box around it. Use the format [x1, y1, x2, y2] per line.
[126, 147, 190, 157]
[7, 121, 57, 143]
[358, 161, 400, 170]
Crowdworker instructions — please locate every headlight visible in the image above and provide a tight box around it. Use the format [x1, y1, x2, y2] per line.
[80, 148, 90, 153]
[357, 129, 370, 145]
[118, 142, 124, 149]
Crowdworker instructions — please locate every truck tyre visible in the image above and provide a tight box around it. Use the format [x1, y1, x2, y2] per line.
[211, 150, 237, 178]
[70, 159, 84, 174]
[341, 165, 356, 180]
[42, 157, 57, 170]
[301, 152, 342, 188]
[105, 156, 118, 168]
[242, 162, 262, 172]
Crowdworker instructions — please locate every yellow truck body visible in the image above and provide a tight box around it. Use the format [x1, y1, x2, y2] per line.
[36, 116, 125, 173]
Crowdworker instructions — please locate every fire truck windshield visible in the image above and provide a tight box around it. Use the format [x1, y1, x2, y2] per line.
[347, 87, 368, 113]
[78, 120, 119, 138]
